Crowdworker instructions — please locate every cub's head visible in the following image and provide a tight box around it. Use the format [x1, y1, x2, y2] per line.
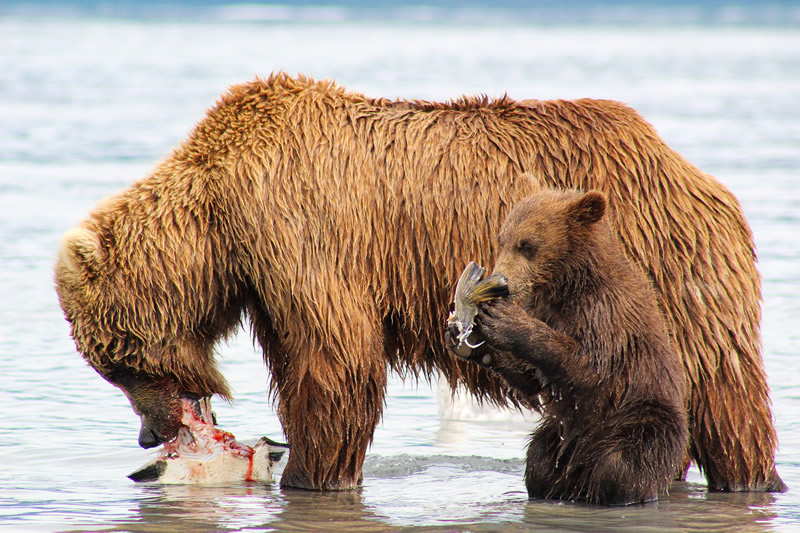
[55, 219, 231, 449]
[491, 189, 608, 302]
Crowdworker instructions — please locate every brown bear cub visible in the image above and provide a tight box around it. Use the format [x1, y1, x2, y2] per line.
[449, 187, 689, 505]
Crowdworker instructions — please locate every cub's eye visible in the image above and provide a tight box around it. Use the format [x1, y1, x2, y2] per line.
[517, 239, 538, 256]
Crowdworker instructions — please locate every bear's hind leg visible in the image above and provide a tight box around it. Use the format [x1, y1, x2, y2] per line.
[689, 382, 787, 492]
[529, 400, 687, 505]
[571, 399, 688, 505]
[524, 417, 570, 500]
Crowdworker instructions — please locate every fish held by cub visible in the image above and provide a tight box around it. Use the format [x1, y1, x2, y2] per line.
[128, 398, 287, 485]
[446, 261, 509, 358]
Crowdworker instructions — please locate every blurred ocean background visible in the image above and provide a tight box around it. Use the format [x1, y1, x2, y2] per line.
[1, 1, 799, 531]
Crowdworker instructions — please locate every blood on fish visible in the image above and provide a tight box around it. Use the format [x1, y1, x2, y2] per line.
[129, 398, 275, 484]
[246, 455, 254, 482]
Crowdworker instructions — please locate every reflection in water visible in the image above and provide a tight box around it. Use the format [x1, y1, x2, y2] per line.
[519, 483, 778, 532]
[112, 483, 389, 532]
[54, 478, 782, 533]
[270, 489, 389, 532]
[116, 484, 283, 532]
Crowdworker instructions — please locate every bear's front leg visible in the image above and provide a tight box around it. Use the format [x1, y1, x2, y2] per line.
[445, 324, 543, 402]
[276, 351, 387, 490]
[475, 299, 597, 391]
[269, 294, 387, 491]
[474, 299, 538, 354]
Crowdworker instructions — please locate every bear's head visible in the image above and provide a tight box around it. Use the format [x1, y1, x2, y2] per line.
[491, 188, 608, 302]
[55, 214, 232, 449]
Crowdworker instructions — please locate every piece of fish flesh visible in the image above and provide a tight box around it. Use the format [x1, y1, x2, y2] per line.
[447, 261, 508, 358]
[128, 398, 286, 484]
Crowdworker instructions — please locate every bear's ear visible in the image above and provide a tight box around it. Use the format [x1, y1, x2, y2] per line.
[58, 226, 105, 280]
[569, 191, 607, 226]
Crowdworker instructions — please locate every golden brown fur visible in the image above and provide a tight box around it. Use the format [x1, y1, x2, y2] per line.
[55, 72, 783, 491]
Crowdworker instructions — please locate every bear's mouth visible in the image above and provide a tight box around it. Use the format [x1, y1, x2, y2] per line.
[140, 396, 233, 457]
[137, 392, 205, 449]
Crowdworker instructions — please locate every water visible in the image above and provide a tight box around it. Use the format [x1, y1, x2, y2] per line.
[1, 3, 799, 531]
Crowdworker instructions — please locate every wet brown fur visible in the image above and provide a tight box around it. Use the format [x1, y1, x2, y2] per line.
[55, 72, 783, 491]
[470, 188, 688, 504]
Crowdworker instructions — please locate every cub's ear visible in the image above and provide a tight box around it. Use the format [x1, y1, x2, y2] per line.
[58, 226, 105, 279]
[569, 191, 607, 226]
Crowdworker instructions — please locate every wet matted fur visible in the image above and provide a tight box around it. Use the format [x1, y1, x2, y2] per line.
[55, 72, 784, 492]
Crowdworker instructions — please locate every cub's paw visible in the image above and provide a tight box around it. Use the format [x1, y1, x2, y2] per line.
[445, 326, 470, 359]
[445, 326, 486, 362]
[475, 299, 530, 353]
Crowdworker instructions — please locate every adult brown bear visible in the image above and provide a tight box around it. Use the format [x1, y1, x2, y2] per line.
[55, 72, 784, 492]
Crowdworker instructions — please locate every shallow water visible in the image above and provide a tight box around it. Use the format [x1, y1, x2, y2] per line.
[1, 4, 799, 531]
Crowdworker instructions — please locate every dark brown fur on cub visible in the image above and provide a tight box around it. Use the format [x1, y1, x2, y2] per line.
[467, 188, 689, 505]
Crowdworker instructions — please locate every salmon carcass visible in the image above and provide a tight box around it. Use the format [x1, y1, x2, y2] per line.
[128, 398, 280, 484]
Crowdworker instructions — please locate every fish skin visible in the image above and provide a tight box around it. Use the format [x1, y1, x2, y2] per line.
[128, 460, 166, 482]
[447, 262, 508, 357]
[128, 438, 273, 484]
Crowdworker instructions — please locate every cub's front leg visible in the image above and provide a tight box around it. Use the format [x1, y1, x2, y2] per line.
[445, 300, 542, 401]
[475, 299, 597, 392]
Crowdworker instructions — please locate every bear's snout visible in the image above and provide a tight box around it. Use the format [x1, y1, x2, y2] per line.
[138, 424, 163, 449]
